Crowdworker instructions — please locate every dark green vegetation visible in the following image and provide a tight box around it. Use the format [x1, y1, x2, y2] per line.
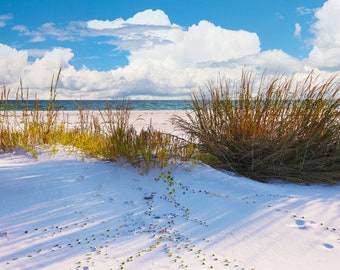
[173, 71, 340, 184]
[1, 69, 339, 184]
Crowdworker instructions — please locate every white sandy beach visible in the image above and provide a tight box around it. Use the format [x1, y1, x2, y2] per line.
[0, 111, 339, 270]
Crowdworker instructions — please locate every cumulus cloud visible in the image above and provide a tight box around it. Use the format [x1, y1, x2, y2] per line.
[87, 9, 172, 30]
[0, 44, 73, 97]
[24, 48, 73, 88]
[2, 9, 265, 98]
[0, 43, 28, 84]
[87, 9, 181, 51]
[87, 12, 260, 64]
[245, 50, 304, 73]
[128, 20, 260, 67]
[85, 15, 260, 98]
[307, 0, 340, 70]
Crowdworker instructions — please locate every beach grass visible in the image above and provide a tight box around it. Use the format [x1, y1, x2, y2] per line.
[0, 70, 64, 156]
[172, 70, 340, 184]
[1, 69, 339, 184]
[0, 69, 194, 172]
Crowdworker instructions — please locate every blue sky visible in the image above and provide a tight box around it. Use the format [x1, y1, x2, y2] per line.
[0, 0, 339, 99]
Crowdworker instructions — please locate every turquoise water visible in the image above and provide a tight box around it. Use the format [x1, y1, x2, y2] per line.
[2, 100, 191, 111]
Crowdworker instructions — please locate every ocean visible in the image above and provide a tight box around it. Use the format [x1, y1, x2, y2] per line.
[2, 100, 191, 111]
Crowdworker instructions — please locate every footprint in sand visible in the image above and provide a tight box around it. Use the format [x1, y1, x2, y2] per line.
[77, 175, 85, 182]
[295, 219, 309, 230]
[96, 184, 103, 191]
[124, 200, 137, 208]
[323, 243, 334, 249]
[294, 219, 317, 230]
[289, 217, 338, 250]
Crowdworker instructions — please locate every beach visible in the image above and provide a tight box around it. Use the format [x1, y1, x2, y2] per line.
[0, 111, 339, 270]
[1, 110, 189, 137]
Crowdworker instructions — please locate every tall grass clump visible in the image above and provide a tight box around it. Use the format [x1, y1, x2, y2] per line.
[0, 69, 195, 172]
[0, 69, 64, 156]
[51, 98, 194, 172]
[173, 71, 340, 184]
[90, 100, 194, 172]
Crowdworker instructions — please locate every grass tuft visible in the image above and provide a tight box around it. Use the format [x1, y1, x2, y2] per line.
[172, 70, 340, 184]
[2, 69, 339, 184]
[0, 69, 195, 172]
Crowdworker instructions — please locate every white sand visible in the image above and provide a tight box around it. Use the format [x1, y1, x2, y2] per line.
[2, 110, 190, 136]
[129, 110, 188, 135]
[0, 111, 339, 270]
[58, 110, 188, 136]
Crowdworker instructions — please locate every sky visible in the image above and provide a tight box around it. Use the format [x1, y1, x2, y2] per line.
[0, 0, 339, 99]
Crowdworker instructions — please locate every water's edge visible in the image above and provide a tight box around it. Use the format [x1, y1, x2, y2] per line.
[2, 100, 191, 111]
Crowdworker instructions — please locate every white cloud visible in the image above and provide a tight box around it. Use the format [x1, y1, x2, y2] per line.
[13, 22, 78, 42]
[12, 24, 30, 34]
[95, 13, 260, 62]
[307, 0, 340, 70]
[128, 20, 260, 67]
[86, 9, 180, 51]
[38, 22, 72, 41]
[0, 45, 73, 97]
[93, 17, 261, 97]
[30, 35, 46, 42]
[0, 14, 12, 27]
[294, 23, 301, 38]
[126, 9, 171, 26]
[2, 7, 340, 99]
[244, 50, 304, 73]
[12, 24, 46, 42]
[0, 43, 28, 84]
[2, 10, 264, 99]
[87, 9, 172, 30]
[13, 49, 74, 97]
[87, 18, 125, 30]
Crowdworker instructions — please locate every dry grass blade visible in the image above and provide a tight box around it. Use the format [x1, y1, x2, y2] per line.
[173, 70, 340, 184]
[1, 78, 196, 172]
